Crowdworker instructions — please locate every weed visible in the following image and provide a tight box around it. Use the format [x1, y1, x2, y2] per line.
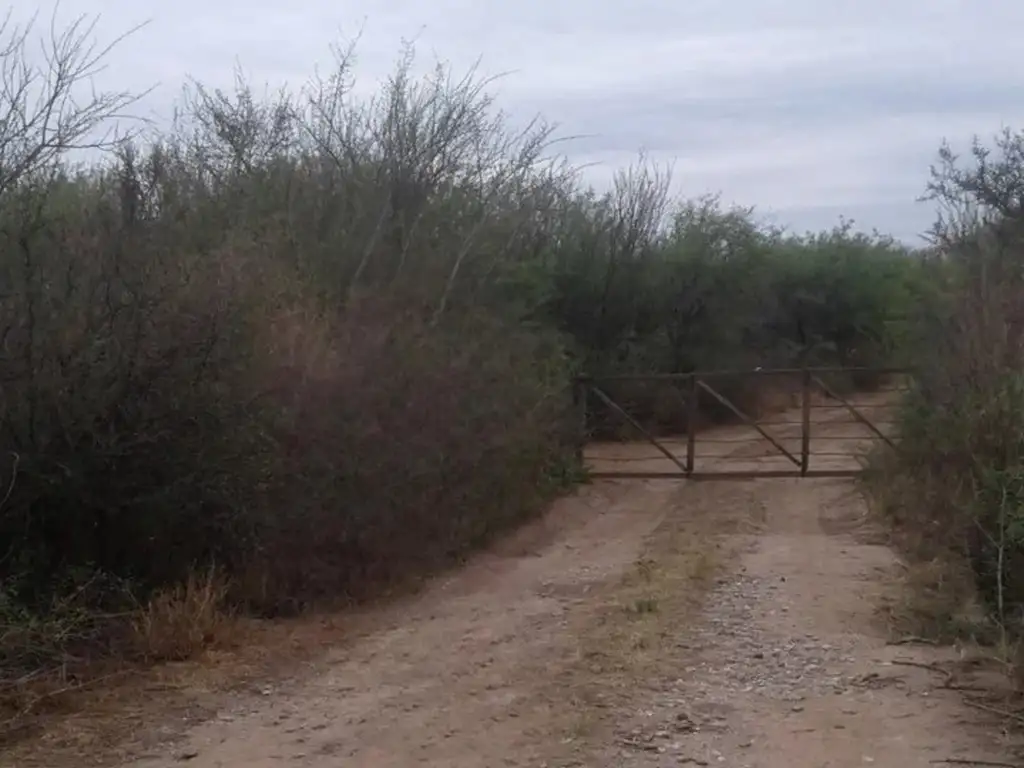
[130, 568, 233, 663]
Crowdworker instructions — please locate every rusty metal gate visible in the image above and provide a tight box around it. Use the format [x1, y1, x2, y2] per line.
[575, 367, 908, 480]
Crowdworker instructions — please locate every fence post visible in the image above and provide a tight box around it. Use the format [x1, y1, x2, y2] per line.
[801, 368, 811, 475]
[686, 373, 698, 476]
[573, 376, 587, 464]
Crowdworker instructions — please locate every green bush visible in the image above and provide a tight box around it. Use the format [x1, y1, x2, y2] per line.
[873, 129, 1024, 634]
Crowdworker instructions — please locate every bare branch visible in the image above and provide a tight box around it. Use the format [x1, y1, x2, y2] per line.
[0, 8, 146, 197]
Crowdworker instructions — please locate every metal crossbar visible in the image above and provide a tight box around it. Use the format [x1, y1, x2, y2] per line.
[577, 367, 906, 480]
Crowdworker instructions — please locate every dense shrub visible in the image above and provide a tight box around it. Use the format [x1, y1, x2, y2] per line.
[561, 196, 925, 436]
[871, 129, 1024, 638]
[0, 14, 922, 685]
[0, 25, 579, 674]
[234, 300, 575, 611]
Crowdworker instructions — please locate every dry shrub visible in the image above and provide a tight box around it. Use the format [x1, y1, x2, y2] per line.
[868, 131, 1024, 651]
[886, 559, 992, 643]
[237, 296, 574, 611]
[896, 267, 1024, 619]
[0, 33, 580, 686]
[130, 568, 233, 663]
[865, 451, 991, 641]
[0, 223, 297, 597]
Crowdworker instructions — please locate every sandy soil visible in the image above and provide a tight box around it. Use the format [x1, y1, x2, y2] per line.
[13, 390, 1021, 767]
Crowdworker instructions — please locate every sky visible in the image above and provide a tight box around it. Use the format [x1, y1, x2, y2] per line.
[11, 1, 1024, 243]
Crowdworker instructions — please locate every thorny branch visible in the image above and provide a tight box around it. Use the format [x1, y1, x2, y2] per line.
[0, 8, 147, 199]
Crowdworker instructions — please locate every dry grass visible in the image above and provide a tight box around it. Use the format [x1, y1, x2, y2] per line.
[130, 568, 235, 663]
[0, 568, 241, 762]
[0, 603, 359, 767]
[864, 463, 995, 649]
[875, 557, 995, 646]
[862, 442, 1024, 742]
[0, 567, 348, 763]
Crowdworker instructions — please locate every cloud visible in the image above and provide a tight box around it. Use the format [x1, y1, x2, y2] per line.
[10, 0, 1024, 242]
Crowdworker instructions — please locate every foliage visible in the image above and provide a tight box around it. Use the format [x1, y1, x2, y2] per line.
[0, 12, 923, 693]
[872, 128, 1024, 640]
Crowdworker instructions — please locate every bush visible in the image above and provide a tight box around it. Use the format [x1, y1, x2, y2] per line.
[234, 300, 575, 610]
[0, 10, 923, 698]
[872, 129, 1024, 639]
[0, 20, 578, 684]
[562, 197, 924, 438]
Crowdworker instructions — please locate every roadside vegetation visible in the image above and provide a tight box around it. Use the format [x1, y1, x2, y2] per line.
[867, 130, 1024, 676]
[0, 12, 926, 738]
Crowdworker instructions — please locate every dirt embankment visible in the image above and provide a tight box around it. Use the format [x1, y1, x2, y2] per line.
[7, 391, 1020, 767]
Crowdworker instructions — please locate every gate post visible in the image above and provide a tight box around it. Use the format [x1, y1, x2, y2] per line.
[686, 373, 698, 475]
[800, 368, 811, 475]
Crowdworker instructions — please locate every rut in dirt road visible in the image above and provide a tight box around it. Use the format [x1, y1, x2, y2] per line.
[594, 477, 1017, 768]
[15, 392, 1014, 768]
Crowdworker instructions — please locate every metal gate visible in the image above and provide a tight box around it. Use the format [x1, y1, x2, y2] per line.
[575, 367, 908, 480]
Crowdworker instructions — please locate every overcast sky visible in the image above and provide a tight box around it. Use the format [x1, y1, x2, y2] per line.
[14, 1, 1024, 242]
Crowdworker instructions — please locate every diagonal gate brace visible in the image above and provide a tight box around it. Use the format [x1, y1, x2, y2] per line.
[695, 379, 801, 467]
[588, 385, 690, 475]
[811, 375, 896, 448]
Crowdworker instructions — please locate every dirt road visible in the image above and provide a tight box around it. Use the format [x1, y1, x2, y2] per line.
[45, 392, 1016, 766]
